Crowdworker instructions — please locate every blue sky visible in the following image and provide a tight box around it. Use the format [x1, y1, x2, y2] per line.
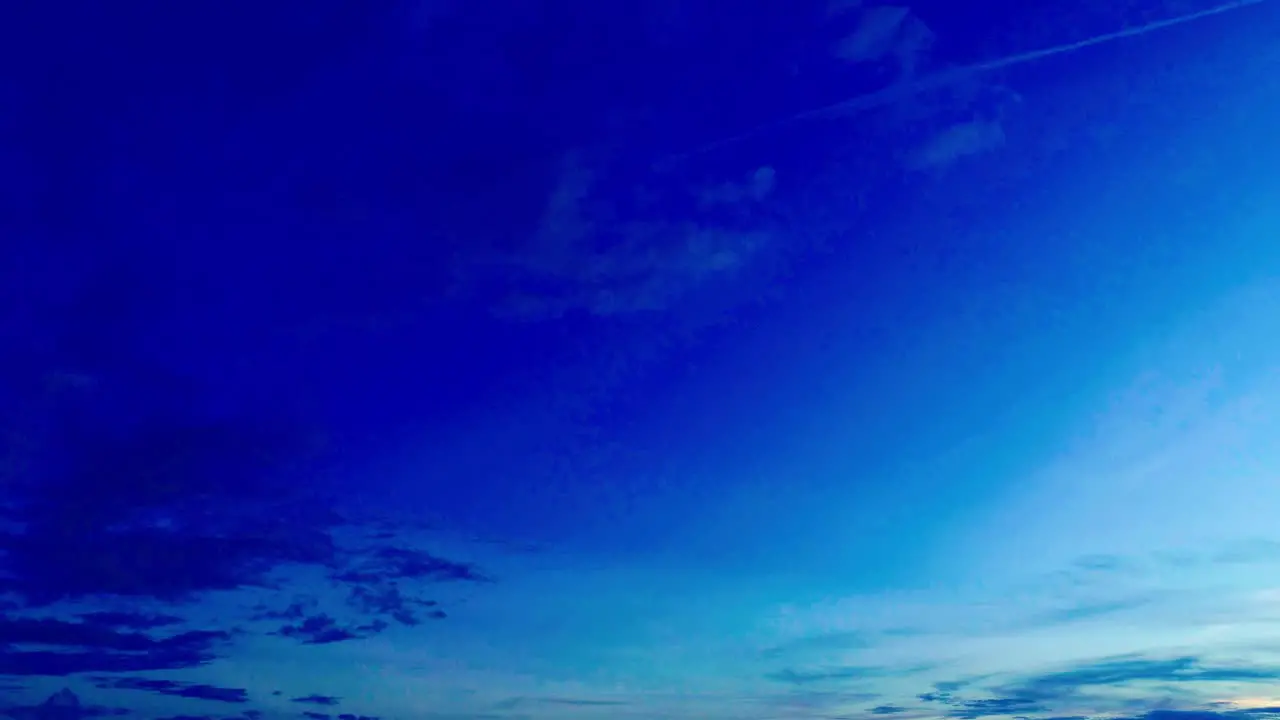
[4, 1, 1280, 719]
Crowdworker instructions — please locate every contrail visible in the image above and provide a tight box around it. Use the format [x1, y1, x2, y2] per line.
[659, 0, 1272, 165]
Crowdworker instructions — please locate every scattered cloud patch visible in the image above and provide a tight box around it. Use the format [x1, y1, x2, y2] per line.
[291, 696, 341, 707]
[914, 655, 1280, 720]
[346, 583, 446, 626]
[769, 664, 930, 686]
[1027, 596, 1154, 626]
[494, 697, 630, 711]
[759, 689, 883, 714]
[1, 689, 128, 720]
[949, 695, 1047, 719]
[471, 151, 781, 321]
[89, 677, 248, 704]
[768, 666, 884, 685]
[1117, 711, 1280, 720]
[75, 611, 184, 630]
[332, 546, 487, 585]
[831, 4, 935, 80]
[0, 405, 492, 702]
[904, 118, 1005, 172]
[1072, 554, 1141, 575]
[0, 615, 228, 675]
[150, 714, 261, 720]
[1014, 656, 1280, 697]
[272, 613, 385, 645]
[249, 600, 314, 623]
[762, 631, 874, 659]
[0, 419, 336, 605]
[537, 698, 629, 707]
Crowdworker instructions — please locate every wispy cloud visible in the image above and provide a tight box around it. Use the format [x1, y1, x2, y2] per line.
[767, 665, 896, 685]
[1014, 655, 1280, 694]
[1023, 596, 1158, 628]
[907, 654, 1280, 720]
[761, 631, 876, 660]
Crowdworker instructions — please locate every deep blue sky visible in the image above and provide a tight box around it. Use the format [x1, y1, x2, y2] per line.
[3, 1, 1280, 719]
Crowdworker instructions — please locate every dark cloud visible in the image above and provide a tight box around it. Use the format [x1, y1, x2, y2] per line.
[249, 600, 313, 623]
[1, 689, 128, 720]
[0, 416, 338, 606]
[918, 687, 1029, 719]
[272, 613, 386, 645]
[918, 656, 1280, 720]
[301, 714, 330, 720]
[74, 612, 184, 630]
[0, 615, 228, 675]
[319, 542, 484, 631]
[291, 696, 340, 707]
[346, 583, 447, 626]
[1, 524, 331, 604]
[870, 705, 909, 714]
[89, 677, 248, 704]
[1015, 656, 1280, 696]
[332, 546, 488, 585]
[153, 715, 261, 720]
[948, 696, 1046, 719]
[0, 393, 491, 693]
[493, 696, 629, 712]
[1119, 710, 1280, 720]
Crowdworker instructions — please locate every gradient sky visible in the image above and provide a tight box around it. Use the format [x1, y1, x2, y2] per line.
[3, 1, 1280, 719]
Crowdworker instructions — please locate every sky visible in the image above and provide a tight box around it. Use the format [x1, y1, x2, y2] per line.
[3, 0, 1280, 719]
